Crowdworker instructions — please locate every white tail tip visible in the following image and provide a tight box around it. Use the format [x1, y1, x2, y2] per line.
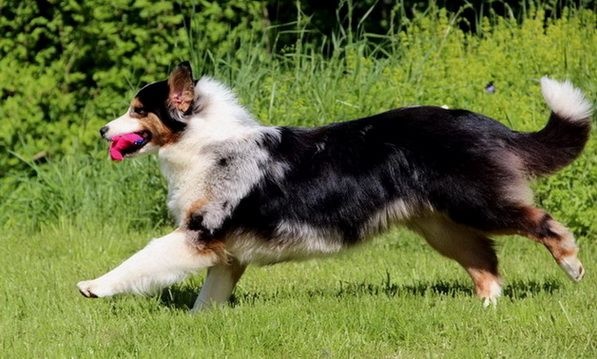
[541, 77, 593, 122]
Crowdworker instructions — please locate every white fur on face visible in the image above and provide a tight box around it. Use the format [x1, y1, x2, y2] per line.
[102, 110, 160, 157]
[102, 110, 143, 139]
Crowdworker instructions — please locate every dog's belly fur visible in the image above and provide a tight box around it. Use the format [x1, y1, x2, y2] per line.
[225, 228, 345, 265]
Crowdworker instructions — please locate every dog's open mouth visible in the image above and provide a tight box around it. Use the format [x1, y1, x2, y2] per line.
[109, 131, 152, 161]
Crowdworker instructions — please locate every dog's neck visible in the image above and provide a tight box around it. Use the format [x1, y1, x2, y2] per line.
[159, 76, 259, 181]
[157, 77, 268, 224]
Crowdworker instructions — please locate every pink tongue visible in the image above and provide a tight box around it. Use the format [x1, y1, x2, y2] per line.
[109, 133, 145, 161]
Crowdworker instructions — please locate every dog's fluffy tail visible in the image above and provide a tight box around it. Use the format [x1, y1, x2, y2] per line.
[515, 77, 592, 177]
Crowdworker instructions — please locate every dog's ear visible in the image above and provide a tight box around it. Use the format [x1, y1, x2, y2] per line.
[168, 61, 194, 114]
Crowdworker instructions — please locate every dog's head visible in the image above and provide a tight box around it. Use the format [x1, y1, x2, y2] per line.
[100, 61, 196, 159]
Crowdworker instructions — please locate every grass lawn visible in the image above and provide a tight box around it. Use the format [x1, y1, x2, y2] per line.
[1, 224, 594, 357]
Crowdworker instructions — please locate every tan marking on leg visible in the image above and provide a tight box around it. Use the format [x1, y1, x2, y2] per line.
[186, 197, 211, 217]
[518, 207, 584, 281]
[194, 240, 229, 264]
[409, 215, 502, 306]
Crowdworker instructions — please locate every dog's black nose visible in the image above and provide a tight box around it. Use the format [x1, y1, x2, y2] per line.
[99, 126, 109, 137]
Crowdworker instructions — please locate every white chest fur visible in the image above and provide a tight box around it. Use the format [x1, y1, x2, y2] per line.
[159, 143, 214, 226]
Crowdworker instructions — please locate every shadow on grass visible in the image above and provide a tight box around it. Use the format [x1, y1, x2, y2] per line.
[159, 287, 196, 310]
[159, 275, 562, 310]
[502, 279, 561, 299]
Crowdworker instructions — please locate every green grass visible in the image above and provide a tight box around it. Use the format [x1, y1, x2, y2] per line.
[1, 5, 596, 358]
[1, 226, 595, 357]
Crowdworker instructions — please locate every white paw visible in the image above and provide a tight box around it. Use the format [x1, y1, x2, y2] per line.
[559, 256, 585, 282]
[482, 296, 498, 309]
[481, 280, 501, 308]
[76, 279, 114, 298]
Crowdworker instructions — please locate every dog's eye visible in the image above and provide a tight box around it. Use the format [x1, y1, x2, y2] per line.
[132, 107, 147, 116]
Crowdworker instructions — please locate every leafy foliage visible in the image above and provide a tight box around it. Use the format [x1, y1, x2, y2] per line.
[0, 0, 267, 176]
[0, 2, 594, 237]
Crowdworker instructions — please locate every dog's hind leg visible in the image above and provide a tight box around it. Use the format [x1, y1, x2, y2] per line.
[192, 258, 246, 312]
[498, 206, 584, 282]
[77, 229, 224, 298]
[410, 216, 502, 307]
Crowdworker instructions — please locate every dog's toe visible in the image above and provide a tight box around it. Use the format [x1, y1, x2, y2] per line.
[77, 280, 100, 298]
[78, 288, 98, 298]
[559, 256, 585, 282]
[482, 296, 498, 309]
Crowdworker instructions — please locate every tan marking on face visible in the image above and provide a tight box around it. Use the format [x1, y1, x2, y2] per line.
[127, 97, 180, 146]
[129, 98, 145, 119]
[141, 113, 180, 145]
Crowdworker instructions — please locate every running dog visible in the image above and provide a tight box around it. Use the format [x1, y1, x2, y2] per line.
[78, 62, 592, 310]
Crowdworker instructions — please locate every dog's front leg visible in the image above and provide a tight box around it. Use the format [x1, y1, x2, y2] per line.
[192, 258, 246, 312]
[77, 229, 222, 298]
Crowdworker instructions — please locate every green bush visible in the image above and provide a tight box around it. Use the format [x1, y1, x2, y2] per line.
[1, 2, 594, 176]
[1, 154, 168, 232]
[0, 3, 594, 237]
[250, 8, 595, 128]
[0, 0, 267, 176]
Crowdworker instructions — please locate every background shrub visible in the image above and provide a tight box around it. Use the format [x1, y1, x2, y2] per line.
[0, 0, 267, 176]
[0, 1, 594, 237]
